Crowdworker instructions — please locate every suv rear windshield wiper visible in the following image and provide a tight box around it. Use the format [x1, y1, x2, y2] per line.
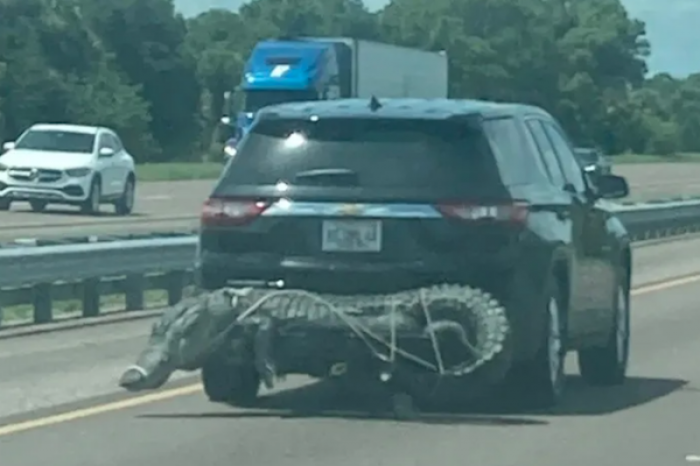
[293, 168, 359, 187]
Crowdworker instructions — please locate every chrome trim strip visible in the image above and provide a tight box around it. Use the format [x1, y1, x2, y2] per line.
[262, 201, 442, 218]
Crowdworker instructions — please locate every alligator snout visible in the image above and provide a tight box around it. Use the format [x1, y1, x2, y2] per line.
[119, 365, 149, 391]
[119, 346, 175, 392]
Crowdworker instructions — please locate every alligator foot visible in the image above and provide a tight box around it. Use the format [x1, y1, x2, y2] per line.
[391, 392, 418, 420]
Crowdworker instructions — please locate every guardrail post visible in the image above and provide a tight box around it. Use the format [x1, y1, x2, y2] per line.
[33, 283, 52, 324]
[166, 271, 185, 306]
[124, 274, 145, 311]
[82, 278, 100, 318]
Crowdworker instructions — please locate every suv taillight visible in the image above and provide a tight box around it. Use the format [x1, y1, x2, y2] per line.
[201, 198, 270, 226]
[436, 201, 529, 223]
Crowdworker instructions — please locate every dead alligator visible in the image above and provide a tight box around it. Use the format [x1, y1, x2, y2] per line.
[119, 285, 510, 392]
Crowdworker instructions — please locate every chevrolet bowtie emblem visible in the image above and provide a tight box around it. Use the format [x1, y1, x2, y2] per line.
[338, 204, 362, 216]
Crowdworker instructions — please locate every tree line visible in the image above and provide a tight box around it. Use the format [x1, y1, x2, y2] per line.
[0, 0, 697, 163]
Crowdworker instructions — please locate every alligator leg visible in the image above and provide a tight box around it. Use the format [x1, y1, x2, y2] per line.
[391, 392, 418, 420]
[254, 316, 277, 389]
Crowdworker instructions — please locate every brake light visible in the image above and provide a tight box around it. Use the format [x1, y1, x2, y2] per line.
[201, 198, 270, 226]
[436, 201, 529, 223]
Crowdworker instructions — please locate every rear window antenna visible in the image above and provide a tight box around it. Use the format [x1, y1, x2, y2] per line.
[369, 95, 382, 111]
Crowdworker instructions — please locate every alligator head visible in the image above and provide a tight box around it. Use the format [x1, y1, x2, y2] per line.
[119, 288, 253, 391]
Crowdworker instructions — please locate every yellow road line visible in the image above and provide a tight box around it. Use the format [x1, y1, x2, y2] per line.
[0, 384, 203, 437]
[2, 271, 700, 438]
[632, 273, 700, 295]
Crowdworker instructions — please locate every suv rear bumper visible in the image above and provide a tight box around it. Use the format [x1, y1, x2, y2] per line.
[198, 249, 550, 362]
[198, 251, 497, 294]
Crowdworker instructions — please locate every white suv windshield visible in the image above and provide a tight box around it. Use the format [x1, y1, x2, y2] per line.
[15, 130, 95, 153]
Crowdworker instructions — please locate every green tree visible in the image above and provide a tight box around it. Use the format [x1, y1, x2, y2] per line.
[0, 0, 154, 157]
[185, 9, 248, 154]
[77, 0, 200, 161]
[240, 0, 379, 40]
[2, 0, 700, 160]
[65, 62, 156, 160]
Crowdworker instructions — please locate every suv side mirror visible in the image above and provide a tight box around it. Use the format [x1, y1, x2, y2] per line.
[98, 147, 114, 158]
[2, 141, 15, 152]
[596, 174, 628, 199]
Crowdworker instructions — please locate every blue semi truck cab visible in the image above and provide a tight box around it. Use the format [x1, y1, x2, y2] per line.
[221, 37, 448, 152]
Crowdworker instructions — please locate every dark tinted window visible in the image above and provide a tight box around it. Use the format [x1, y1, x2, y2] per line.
[16, 130, 95, 153]
[541, 122, 586, 192]
[525, 120, 566, 187]
[482, 117, 548, 185]
[97, 133, 113, 149]
[109, 134, 124, 151]
[218, 117, 506, 198]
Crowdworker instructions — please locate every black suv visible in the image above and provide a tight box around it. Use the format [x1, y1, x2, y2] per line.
[197, 98, 632, 408]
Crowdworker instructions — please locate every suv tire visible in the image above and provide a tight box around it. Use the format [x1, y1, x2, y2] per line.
[81, 178, 101, 215]
[578, 280, 630, 385]
[201, 354, 260, 405]
[0, 199, 10, 211]
[114, 176, 135, 216]
[30, 200, 47, 212]
[507, 276, 566, 409]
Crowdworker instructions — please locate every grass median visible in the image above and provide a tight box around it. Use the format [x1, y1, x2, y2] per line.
[0, 288, 194, 328]
[611, 153, 700, 164]
[136, 162, 224, 182]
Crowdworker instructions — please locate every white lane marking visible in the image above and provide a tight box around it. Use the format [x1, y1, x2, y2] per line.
[141, 195, 171, 201]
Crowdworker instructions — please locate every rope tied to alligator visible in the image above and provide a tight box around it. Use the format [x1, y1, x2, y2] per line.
[201, 285, 510, 379]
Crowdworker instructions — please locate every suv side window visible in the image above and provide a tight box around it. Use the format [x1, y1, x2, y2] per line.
[541, 121, 586, 193]
[524, 120, 566, 187]
[482, 117, 548, 185]
[108, 134, 123, 152]
[97, 133, 113, 150]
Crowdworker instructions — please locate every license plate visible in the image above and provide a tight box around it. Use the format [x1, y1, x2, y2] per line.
[321, 220, 382, 252]
[10, 191, 54, 199]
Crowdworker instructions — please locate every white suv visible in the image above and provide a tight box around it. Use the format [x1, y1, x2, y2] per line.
[0, 124, 136, 215]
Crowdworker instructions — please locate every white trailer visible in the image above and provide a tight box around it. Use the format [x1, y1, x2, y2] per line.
[302, 37, 449, 99]
[351, 39, 449, 99]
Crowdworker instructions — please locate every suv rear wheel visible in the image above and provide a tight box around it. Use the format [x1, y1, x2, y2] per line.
[0, 199, 10, 211]
[507, 277, 566, 409]
[578, 281, 629, 385]
[201, 354, 260, 406]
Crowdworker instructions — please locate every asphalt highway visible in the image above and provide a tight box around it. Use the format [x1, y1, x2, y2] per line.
[1, 163, 700, 240]
[0, 179, 209, 240]
[1, 238, 700, 465]
[617, 163, 700, 200]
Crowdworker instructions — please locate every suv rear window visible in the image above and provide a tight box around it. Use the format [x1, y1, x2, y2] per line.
[216, 117, 508, 199]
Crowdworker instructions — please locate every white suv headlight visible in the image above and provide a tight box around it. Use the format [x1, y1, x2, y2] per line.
[65, 167, 91, 177]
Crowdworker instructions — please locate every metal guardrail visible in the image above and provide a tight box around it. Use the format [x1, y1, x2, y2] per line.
[3, 198, 700, 329]
[0, 236, 197, 327]
[608, 198, 700, 240]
